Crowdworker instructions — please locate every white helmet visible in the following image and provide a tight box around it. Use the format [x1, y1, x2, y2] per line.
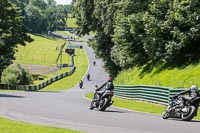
[190, 85, 198, 91]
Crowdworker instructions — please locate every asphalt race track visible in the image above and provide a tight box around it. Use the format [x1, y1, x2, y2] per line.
[0, 37, 200, 133]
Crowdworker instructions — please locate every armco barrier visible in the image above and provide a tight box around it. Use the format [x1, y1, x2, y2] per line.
[114, 85, 185, 105]
[0, 66, 76, 91]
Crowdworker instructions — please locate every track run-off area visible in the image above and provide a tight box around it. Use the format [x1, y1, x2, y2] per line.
[0, 37, 200, 133]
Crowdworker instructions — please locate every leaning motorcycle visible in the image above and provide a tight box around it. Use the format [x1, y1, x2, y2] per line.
[162, 95, 200, 121]
[90, 85, 114, 111]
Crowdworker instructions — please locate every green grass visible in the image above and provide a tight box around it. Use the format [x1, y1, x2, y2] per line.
[0, 117, 84, 133]
[85, 92, 200, 119]
[66, 18, 77, 28]
[114, 64, 200, 88]
[14, 34, 70, 66]
[41, 47, 88, 91]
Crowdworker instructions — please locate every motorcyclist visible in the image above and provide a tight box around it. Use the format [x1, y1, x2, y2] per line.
[93, 61, 96, 66]
[173, 85, 199, 108]
[87, 73, 90, 81]
[79, 80, 83, 88]
[95, 76, 114, 92]
[94, 76, 114, 102]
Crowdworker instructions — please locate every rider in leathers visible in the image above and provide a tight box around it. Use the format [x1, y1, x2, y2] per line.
[92, 77, 114, 107]
[96, 77, 114, 92]
[173, 85, 199, 107]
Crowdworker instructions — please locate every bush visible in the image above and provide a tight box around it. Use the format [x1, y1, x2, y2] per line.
[1, 64, 33, 85]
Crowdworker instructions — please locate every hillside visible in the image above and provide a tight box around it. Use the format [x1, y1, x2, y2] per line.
[14, 34, 68, 66]
[114, 63, 200, 88]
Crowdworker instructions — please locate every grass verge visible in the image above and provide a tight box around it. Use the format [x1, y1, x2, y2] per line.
[114, 64, 200, 88]
[0, 117, 84, 133]
[85, 92, 200, 120]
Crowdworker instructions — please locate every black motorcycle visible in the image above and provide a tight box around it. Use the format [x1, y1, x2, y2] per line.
[87, 73, 90, 81]
[162, 96, 200, 121]
[90, 85, 114, 111]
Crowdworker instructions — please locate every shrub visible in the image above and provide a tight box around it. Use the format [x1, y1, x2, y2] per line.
[1, 64, 33, 85]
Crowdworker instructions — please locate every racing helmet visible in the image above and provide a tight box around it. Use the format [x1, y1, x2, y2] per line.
[108, 76, 113, 81]
[190, 85, 198, 91]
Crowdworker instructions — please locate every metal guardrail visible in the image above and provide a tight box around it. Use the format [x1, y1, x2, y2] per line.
[114, 85, 185, 105]
[0, 66, 76, 91]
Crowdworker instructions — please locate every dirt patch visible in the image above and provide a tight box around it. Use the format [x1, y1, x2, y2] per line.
[18, 63, 60, 74]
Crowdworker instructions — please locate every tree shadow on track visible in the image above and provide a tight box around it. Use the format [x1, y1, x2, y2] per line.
[0, 94, 25, 98]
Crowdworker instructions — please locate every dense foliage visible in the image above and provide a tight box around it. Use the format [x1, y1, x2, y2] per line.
[0, 0, 30, 77]
[0, 0, 70, 79]
[1, 64, 33, 85]
[72, 0, 200, 76]
[10, 0, 69, 33]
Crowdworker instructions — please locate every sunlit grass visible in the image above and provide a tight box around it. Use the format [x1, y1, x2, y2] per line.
[0, 117, 84, 133]
[66, 18, 77, 28]
[14, 34, 70, 66]
[114, 64, 200, 88]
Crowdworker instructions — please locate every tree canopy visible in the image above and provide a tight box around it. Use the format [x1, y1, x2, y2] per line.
[72, 0, 200, 76]
[0, 0, 30, 76]
[0, 0, 71, 77]
[10, 0, 69, 33]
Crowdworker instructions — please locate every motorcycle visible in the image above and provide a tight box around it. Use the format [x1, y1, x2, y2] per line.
[162, 95, 200, 121]
[90, 85, 114, 111]
[87, 73, 90, 81]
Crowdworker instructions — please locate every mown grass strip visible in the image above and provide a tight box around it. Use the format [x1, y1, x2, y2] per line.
[0, 117, 85, 133]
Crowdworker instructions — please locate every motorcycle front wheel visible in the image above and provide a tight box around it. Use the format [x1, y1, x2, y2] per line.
[181, 106, 196, 121]
[89, 101, 95, 110]
[162, 111, 170, 119]
[99, 98, 109, 111]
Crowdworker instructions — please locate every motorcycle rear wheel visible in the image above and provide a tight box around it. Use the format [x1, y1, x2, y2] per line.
[181, 106, 196, 121]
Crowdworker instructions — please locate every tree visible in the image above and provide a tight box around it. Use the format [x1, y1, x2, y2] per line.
[0, 0, 30, 77]
[25, 0, 48, 33]
[72, 0, 121, 76]
[1, 64, 33, 85]
[143, 0, 200, 65]
[72, 0, 200, 74]
[112, 0, 151, 68]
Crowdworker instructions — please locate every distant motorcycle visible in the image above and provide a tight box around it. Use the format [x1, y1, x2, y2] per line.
[87, 73, 90, 81]
[90, 85, 114, 111]
[162, 96, 200, 121]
